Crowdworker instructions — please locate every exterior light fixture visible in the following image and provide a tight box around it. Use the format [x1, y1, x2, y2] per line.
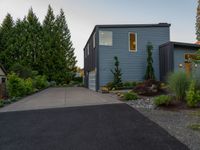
[195, 64, 198, 68]
[179, 64, 183, 68]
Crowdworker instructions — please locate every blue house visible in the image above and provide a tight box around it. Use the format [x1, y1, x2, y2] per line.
[84, 23, 200, 91]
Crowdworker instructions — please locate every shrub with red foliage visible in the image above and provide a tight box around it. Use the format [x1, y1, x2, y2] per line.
[133, 80, 162, 96]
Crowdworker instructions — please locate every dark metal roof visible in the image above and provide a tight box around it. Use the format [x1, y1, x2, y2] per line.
[160, 41, 200, 49]
[96, 23, 171, 28]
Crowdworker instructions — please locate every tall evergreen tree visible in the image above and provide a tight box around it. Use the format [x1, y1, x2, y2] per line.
[0, 6, 77, 84]
[0, 13, 14, 69]
[7, 18, 27, 67]
[25, 8, 42, 70]
[144, 42, 155, 80]
[196, 0, 200, 41]
[42, 5, 56, 81]
[55, 9, 77, 83]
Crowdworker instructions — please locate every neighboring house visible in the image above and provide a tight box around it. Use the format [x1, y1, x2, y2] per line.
[0, 65, 6, 84]
[0, 64, 7, 98]
[75, 67, 84, 77]
[84, 23, 200, 91]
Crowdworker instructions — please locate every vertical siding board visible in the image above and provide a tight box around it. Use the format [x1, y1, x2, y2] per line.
[96, 28, 100, 91]
[159, 43, 174, 81]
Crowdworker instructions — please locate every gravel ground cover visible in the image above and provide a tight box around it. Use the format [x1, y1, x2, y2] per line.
[127, 100, 200, 150]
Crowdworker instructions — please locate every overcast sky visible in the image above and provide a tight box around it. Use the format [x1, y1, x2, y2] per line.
[0, 0, 198, 67]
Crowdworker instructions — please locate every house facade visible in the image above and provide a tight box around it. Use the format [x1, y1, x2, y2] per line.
[84, 23, 199, 91]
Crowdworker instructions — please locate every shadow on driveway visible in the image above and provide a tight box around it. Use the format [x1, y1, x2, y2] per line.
[0, 104, 188, 150]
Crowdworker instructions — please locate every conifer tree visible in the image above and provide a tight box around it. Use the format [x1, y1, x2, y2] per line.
[25, 8, 42, 70]
[111, 56, 123, 88]
[42, 5, 56, 81]
[8, 18, 27, 66]
[144, 42, 155, 80]
[55, 9, 77, 83]
[0, 13, 14, 69]
[196, 0, 200, 40]
[0, 6, 77, 84]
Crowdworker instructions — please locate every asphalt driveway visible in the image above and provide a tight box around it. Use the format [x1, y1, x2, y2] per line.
[0, 87, 121, 112]
[0, 104, 188, 150]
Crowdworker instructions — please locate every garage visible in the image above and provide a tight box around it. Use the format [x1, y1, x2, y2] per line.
[88, 70, 96, 91]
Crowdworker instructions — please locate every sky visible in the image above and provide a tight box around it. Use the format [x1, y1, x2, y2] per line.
[0, 0, 198, 68]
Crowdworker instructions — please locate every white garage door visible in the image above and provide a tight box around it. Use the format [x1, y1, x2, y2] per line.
[89, 71, 96, 91]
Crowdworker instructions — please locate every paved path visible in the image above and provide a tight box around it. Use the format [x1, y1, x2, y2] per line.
[0, 87, 121, 112]
[0, 104, 188, 150]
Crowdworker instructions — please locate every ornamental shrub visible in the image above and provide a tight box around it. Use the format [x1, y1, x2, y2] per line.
[153, 95, 172, 106]
[186, 80, 200, 107]
[144, 42, 155, 80]
[167, 71, 190, 101]
[106, 82, 115, 90]
[123, 92, 138, 101]
[111, 56, 123, 88]
[24, 78, 34, 94]
[7, 73, 27, 97]
[123, 82, 132, 87]
[33, 75, 48, 89]
[0, 99, 4, 107]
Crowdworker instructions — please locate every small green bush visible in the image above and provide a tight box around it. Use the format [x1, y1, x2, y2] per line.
[24, 78, 34, 94]
[168, 71, 190, 101]
[0, 100, 4, 107]
[186, 80, 200, 107]
[123, 82, 132, 87]
[73, 77, 83, 83]
[131, 81, 137, 87]
[123, 92, 138, 101]
[106, 82, 115, 90]
[3, 99, 11, 105]
[7, 73, 27, 97]
[192, 70, 200, 89]
[49, 81, 57, 87]
[33, 75, 48, 89]
[188, 124, 200, 131]
[153, 95, 172, 106]
[10, 97, 19, 102]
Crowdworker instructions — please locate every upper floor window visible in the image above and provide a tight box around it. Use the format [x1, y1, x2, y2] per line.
[129, 32, 137, 52]
[99, 31, 112, 46]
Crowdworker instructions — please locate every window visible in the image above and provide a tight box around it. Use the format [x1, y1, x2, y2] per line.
[129, 33, 137, 52]
[99, 31, 112, 46]
[1, 78, 6, 83]
[93, 33, 96, 48]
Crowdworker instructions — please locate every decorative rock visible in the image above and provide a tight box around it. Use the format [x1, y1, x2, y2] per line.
[126, 97, 156, 109]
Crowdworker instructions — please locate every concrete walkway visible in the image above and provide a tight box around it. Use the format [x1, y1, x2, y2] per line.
[0, 87, 122, 112]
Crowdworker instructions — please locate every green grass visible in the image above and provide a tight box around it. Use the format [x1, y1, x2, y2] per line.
[190, 111, 200, 117]
[188, 124, 200, 131]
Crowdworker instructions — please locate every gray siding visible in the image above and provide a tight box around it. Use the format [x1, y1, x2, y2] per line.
[173, 48, 197, 72]
[98, 27, 170, 87]
[159, 43, 174, 81]
[84, 28, 97, 89]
